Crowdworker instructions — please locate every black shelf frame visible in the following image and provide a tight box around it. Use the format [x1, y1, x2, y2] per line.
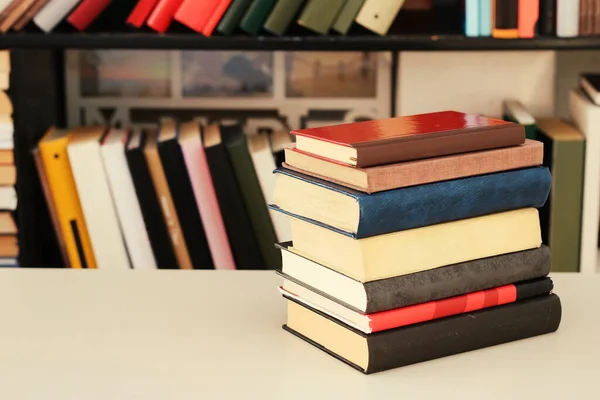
[2, 34, 600, 51]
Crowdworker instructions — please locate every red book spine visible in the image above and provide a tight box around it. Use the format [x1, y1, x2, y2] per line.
[67, 0, 112, 31]
[518, 0, 539, 38]
[174, 0, 221, 33]
[127, 0, 159, 28]
[146, 0, 184, 32]
[202, 0, 232, 36]
[368, 285, 517, 332]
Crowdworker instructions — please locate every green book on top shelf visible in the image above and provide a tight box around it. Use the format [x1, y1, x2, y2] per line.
[502, 99, 537, 140]
[263, 0, 306, 36]
[239, 0, 278, 34]
[332, 0, 365, 35]
[217, 0, 253, 35]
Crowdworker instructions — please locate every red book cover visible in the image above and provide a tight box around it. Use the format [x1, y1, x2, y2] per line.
[202, 0, 232, 36]
[127, 0, 159, 27]
[174, 0, 221, 33]
[518, 0, 539, 38]
[147, 0, 183, 32]
[67, 0, 112, 31]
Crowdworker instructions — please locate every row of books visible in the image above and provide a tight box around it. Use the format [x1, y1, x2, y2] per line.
[34, 122, 292, 270]
[273, 110, 561, 373]
[3, 0, 404, 36]
[467, 0, 599, 39]
[0, 50, 17, 267]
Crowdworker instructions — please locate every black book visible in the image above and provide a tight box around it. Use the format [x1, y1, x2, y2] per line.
[495, 0, 518, 30]
[285, 294, 562, 374]
[538, 0, 557, 36]
[125, 130, 178, 269]
[203, 124, 264, 270]
[157, 120, 214, 269]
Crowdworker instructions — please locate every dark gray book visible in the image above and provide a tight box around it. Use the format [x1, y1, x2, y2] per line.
[277, 243, 551, 313]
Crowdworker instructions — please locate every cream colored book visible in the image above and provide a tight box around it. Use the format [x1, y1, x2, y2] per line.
[355, 0, 405, 35]
[289, 208, 542, 282]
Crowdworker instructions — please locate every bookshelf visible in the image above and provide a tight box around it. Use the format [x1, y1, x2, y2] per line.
[3, 34, 600, 51]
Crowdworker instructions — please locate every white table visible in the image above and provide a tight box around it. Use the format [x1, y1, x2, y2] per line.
[0, 270, 596, 400]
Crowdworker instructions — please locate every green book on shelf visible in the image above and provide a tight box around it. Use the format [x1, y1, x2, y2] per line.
[297, 0, 347, 35]
[223, 125, 281, 270]
[332, 0, 365, 35]
[263, 0, 306, 36]
[217, 0, 253, 35]
[239, 0, 278, 34]
[502, 99, 537, 140]
[537, 118, 585, 273]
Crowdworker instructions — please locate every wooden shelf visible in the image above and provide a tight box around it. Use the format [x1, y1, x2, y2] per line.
[3, 33, 600, 51]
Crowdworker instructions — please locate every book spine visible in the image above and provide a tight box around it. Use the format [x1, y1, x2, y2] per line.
[127, 0, 159, 27]
[332, 0, 365, 35]
[0, 0, 37, 32]
[216, 0, 252, 34]
[557, 0, 580, 37]
[365, 295, 561, 374]
[465, 0, 479, 37]
[202, 0, 233, 36]
[356, 166, 551, 238]
[174, 0, 220, 33]
[518, 0, 539, 38]
[239, 0, 277, 34]
[478, 0, 492, 36]
[492, 0, 519, 38]
[363, 246, 551, 313]
[146, 0, 183, 32]
[355, 0, 406, 35]
[297, 0, 346, 35]
[263, 0, 305, 36]
[13, 0, 51, 31]
[538, 0, 556, 35]
[33, 0, 82, 32]
[67, 0, 111, 31]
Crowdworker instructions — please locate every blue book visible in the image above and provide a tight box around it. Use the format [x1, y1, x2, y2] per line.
[465, 0, 480, 37]
[270, 166, 551, 238]
[479, 0, 492, 36]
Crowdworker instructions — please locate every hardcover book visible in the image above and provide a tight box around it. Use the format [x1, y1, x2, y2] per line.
[287, 208, 542, 282]
[271, 166, 551, 238]
[277, 243, 551, 313]
[284, 294, 562, 374]
[283, 139, 543, 194]
[291, 111, 525, 168]
[281, 277, 553, 334]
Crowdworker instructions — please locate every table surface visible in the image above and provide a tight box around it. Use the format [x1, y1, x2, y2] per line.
[0, 270, 596, 400]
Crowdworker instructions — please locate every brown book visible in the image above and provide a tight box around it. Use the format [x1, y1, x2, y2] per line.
[0, 92, 12, 115]
[0, 211, 16, 234]
[0, 164, 15, 185]
[143, 128, 193, 270]
[0, 0, 36, 32]
[0, 149, 13, 164]
[291, 111, 525, 168]
[283, 139, 543, 193]
[580, 0, 590, 35]
[13, 0, 49, 31]
[0, 234, 18, 257]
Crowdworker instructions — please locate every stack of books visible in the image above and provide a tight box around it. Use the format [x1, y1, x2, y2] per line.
[271, 111, 562, 374]
[0, 50, 17, 267]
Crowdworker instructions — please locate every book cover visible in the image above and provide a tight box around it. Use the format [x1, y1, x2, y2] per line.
[518, 0, 538, 38]
[204, 124, 263, 270]
[126, 0, 159, 27]
[13, 0, 51, 31]
[538, 0, 557, 35]
[284, 294, 562, 374]
[557, 0, 580, 37]
[147, 0, 183, 32]
[278, 243, 551, 313]
[297, 0, 345, 35]
[492, 0, 518, 38]
[271, 166, 551, 238]
[291, 111, 525, 167]
[537, 118, 585, 272]
[174, 0, 220, 33]
[331, 0, 364, 35]
[222, 125, 279, 270]
[281, 277, 553, 333]
[67, 0, 111, 31]
[263, 0, 305, 35]
[216, 0, 252, 34]
[33, 0, 82, 32]
[283, 139, 543, 193]
[38, 127, 96, 269]
[126, 131, 179, 269]
[465, 0, 479, 37]
[355, 0, 406, 35]
[479, 0, 492, 36]
[239, 0, 277, 34]
[202, 0, 233, 36]
[157, 121, 214, 270]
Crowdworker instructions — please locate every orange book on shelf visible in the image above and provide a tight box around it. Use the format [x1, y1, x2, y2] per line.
[518, 0, 539, 38]
[38, 127, 97, 269]
[492, 0, 519, 38]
